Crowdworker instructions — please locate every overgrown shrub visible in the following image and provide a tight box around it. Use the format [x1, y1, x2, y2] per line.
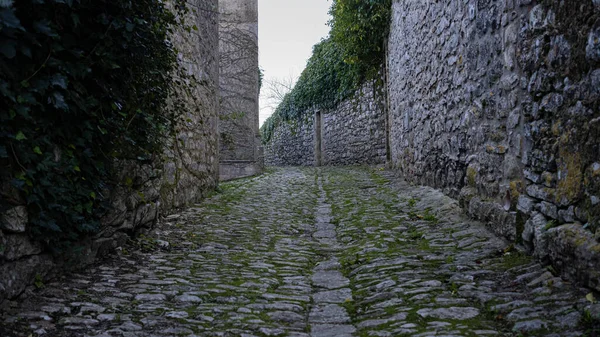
[328, 0, 392, 80]
[0, 0, 187, 252]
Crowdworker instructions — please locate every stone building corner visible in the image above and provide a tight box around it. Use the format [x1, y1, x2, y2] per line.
[218, 0, 263, 181]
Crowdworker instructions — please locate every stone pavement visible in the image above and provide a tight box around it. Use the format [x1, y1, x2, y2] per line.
[0, 167, 597, 336]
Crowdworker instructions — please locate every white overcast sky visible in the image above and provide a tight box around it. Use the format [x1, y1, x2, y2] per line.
[258, 0, 331, 126]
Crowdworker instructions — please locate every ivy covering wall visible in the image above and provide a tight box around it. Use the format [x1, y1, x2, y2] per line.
[0, 0, 188, 251]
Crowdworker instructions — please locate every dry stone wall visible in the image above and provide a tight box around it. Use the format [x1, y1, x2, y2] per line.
[264, 115, 315, 167]
[388, 0, 600, 291]
[321, 84, 388, 166]
[264, 83, 387, 167]
[0, 0, 220, 301]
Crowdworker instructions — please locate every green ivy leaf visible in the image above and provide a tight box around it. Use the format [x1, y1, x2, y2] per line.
[73, 166, 81, 172]
[33, 146, 42, 155]
[15, 131, 26, 141]
[587, 292, 597, 304]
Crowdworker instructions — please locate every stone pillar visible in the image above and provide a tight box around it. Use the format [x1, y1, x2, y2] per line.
[218, 0, 261, 181]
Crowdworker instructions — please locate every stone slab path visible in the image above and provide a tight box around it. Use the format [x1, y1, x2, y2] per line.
[0, 167, 596, 336]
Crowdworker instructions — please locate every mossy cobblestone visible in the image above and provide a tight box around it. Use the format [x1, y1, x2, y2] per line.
[0, 167, 595, 336]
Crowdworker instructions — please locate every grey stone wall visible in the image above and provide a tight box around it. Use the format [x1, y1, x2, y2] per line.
[322, 83, 388, 166]
[264, 83, 387, 167]
[218, 0, 262, 180]
[0, 0, 220, 301]
[388, 0, 600, 291]
[264, 114, 316, 167]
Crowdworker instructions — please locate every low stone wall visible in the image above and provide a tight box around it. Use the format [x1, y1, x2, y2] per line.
[264, 83, 387, 166]
[388, 0, 600, 290]
[322, 84, 388, 166]
[0, 0, 220, 301]
[264, 114, 315, 166]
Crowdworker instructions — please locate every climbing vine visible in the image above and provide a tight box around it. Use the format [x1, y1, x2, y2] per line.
[0, 0, 188, 251]
[328, 0, 392, 80]
[260, 0, 391, 143]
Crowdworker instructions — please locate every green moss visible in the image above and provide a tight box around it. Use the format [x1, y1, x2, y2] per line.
[500, 251, 531, 270]
[556, 148, 583, 204]
[466, 166, 477, 187]
[509, 180, 522, 209]
[545, 220, 558, 231]
[422, 208, 438, 223]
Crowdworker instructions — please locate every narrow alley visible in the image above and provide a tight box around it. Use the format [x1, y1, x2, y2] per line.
[0, 167, 590, 336]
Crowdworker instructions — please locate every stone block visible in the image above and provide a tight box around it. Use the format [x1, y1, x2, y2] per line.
[469, 197, 517, 241]
[546, 224, 600, 292]
[0, 206, 28, 233]
[0, 254, 54, 300]
[537, 201, 558, 219]
[517, 195, 535, 213]
[0, 234, 42, 261]
[522, 211, 548, 256]
[558, 206, 575, 223]
[539, 93, 564, 113]
[526, 184, 554, 201]
[587, 25, 600, 61]
[529, 5, 545, 31]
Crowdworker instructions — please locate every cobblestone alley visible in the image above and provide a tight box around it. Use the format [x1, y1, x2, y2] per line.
[0, 167, 595, 336]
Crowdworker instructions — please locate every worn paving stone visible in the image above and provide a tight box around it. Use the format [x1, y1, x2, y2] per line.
[312, 271, 350, 290]
[417, 307, 480, 320]
[311, 324, 356, 337]
[313, 288, 353, 304]
[309, 304, 351, 324]
[0, 167, 594, 336]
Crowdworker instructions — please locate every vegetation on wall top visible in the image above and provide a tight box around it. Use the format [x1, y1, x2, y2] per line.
[328, 0, 392, 80]
[260, 0, 391, 143]
[0, 0, 188, 252]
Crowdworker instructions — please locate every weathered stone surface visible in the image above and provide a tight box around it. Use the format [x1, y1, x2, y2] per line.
[311, 324, 356, 337]
[0, 168, 590, 336]
[384, 0, 600, 292]
[311, 271, 350, 290]
[522, 211, 548, 255]
[309, 304, 351, 324]
[417, 307, 480, 320]
[546, 224, 600, 292]
[264, 82, 387, 167]
[134, 293, 167, 302]
[313, 288, 352, 304]
[587, 25, 600, 61]
[1, 234, 43, 261]
[0, 206, 28, 233]
[0, 254, 53, 299]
